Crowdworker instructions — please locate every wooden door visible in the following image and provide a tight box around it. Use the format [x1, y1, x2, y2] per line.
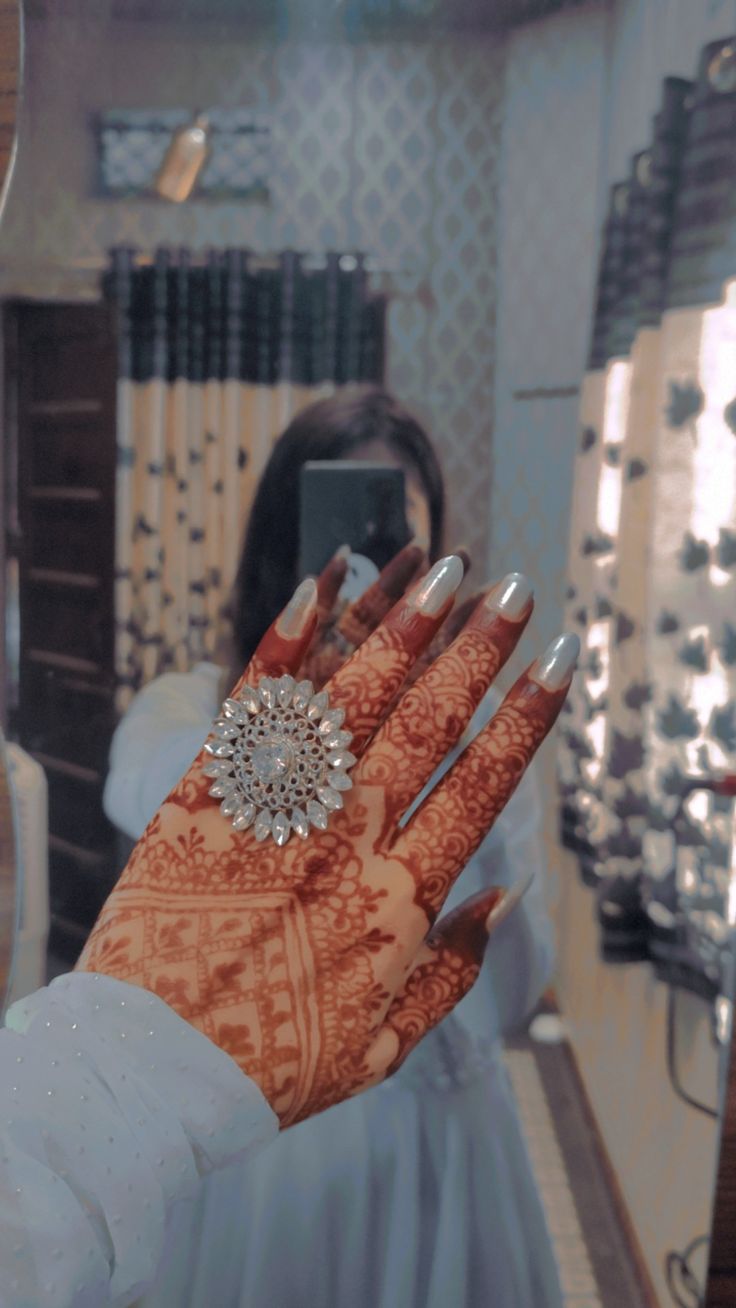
[6, 300, 118, 962]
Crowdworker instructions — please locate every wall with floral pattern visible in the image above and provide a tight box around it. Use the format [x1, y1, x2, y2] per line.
[0, 9, 506, 567]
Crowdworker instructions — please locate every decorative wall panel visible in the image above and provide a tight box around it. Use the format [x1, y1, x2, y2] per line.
[0, 14, 505, 564]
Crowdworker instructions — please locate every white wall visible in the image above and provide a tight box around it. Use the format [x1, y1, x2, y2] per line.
[491, 2, 608, 670]
[492, 0, 736, 1301]
[602, 0, 736, 185]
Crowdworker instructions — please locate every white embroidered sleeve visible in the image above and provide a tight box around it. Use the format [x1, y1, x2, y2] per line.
[0, 973, 278, 1308]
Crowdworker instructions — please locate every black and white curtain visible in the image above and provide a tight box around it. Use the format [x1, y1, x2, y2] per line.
[559, 38, 736, 995]
[105, 247, 386, 704]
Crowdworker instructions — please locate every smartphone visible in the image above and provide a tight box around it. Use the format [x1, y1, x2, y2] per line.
[299, 462, 411, 599]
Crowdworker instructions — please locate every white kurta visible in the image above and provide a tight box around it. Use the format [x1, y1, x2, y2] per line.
[0, 974, 277, 1308]
[104, 664, 564, 1308]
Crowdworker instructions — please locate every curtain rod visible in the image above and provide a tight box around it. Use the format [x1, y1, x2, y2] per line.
[0, 255, 432, 303]
[68, 252, 421, 279]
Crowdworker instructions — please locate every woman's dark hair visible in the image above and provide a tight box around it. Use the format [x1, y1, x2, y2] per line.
[231, 386, 445, 665]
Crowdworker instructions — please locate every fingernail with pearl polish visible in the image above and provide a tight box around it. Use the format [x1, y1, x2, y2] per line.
[485, 871, 535, 934]
[529, 632, 580, 691]
[275, 577, 318, 638]
[485, 572, 533, 621]
[409, 555, 465, 616]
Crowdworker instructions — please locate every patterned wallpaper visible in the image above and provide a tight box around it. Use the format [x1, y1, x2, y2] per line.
[0, 14, 506, 565]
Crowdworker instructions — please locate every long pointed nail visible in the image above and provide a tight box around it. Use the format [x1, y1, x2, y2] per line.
[334, 544, 351, 562]
[275, 578, 318, 638]
[485, 572, 533, 621]
[409, 555, 464, 616]
[485, 871, 535, 934]
[529, 633, 580, 691]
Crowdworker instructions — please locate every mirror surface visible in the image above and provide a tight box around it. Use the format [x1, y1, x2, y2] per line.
[0, 727, 18, 1014]
[2, 2, 736, 1305]
[0, 0, 21, 1015]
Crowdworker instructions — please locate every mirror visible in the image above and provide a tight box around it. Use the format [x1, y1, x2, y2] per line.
[2, 1, 736, 1305]
[0, 727, 18, 1013]
[0, 0, 21, 1016]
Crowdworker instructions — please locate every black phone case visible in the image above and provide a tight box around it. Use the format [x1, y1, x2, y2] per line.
[299, 462, 411, 577]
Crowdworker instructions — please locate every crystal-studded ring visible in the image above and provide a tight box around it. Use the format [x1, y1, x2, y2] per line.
[203, 675, 356, 845]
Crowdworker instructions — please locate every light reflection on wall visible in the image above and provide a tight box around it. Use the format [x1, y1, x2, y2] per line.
[596, 358, 631, 536]
[582, 358, 632, 788]
[683, 282, 736, 775]
[727, 866, 736, 928]
[643, 278, 736, 929]
[691, 281, 736, 545]
[689, 284, 736, 941]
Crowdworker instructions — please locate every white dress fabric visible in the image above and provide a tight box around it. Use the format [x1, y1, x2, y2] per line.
[105, 664, 564, 1308]
[0, 974, 278, 1308]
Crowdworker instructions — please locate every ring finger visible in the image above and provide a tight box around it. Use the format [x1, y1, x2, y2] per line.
[392, 633, 579, 920]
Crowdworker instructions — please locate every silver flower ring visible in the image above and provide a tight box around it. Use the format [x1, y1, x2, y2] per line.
[203, 675, 356, 845]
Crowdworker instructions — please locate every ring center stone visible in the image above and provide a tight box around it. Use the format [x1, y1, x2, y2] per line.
[251, 736, 295, 784]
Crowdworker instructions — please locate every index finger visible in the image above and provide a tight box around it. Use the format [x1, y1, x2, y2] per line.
[174, 579, 320, 813]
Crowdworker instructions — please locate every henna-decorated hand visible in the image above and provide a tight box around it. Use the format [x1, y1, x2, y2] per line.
[78, 562, 578, 1127]
[301, 541, 426, 689]
[408, 585, 486, 684]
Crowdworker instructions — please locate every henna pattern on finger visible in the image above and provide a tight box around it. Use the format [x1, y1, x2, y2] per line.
[315, 550, 350, 624]
[301, 552, 350, 689]
[394, 674, 567, 920]
[301, 628, 351, 692]
[352, 885, 506, 1090]
[302, 543, 424, 691]
[408, 590, 485, 684]
[357, 601, 528, 837]
[326, 597, 450, 755]
[335, 544, 424, 649]
[380, 887, 504, 1076]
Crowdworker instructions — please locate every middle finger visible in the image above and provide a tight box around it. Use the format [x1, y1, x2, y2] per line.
[325, 555, 465, 754]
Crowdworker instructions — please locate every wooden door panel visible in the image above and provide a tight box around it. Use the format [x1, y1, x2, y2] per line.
[47, 845, 113, 940]
[29, 414, 112, 487]
[28, 497, 104, 572]
[24, 306, 115, 401]
[22, 673, 116, 772]
[47, 773, 113, 852]
[25, 582, 105, 664]
[8, 299, 118, 963]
